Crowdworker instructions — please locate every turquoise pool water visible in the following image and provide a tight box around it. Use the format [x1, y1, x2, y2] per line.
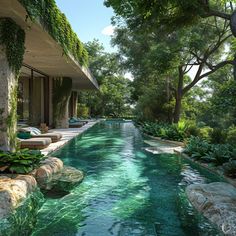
[31, 121, 223, 236]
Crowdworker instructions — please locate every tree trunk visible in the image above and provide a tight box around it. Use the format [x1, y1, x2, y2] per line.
[173, 94, 182, 123]
[166, 77, 172, 123]
[173, 67, 184, 123]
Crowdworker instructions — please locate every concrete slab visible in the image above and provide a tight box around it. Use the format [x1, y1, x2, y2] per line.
[0, 0, 98, 90]
[41, 121, 99, 156]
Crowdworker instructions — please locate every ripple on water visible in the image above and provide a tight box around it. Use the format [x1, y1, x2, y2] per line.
[31, 122, 223, 236]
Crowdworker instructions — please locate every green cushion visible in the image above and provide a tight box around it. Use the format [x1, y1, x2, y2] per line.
[17, 132, 32, 139]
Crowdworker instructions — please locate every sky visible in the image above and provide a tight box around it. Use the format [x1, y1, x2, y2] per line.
[54, 1, 198, 81]
[55, 0, 116, 52]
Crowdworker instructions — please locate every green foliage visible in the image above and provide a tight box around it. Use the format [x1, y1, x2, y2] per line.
[197, 68, 236, 129]
[7, 86, 18, 151]
[0, 18, 25, 151]
[198, 127, 213, 141]
[79, 40, 132, 118]
[77, 103, 90, 118]
[184, 136, 235, 166]
[107, 0, 234, 124]
[0, 18, 25, 73]
[18, 0, 88, 66]
[203, 144, 232, 165]
[210, 128, 227, 144]
[184, 136, 211, 161]
[0, 149, 45, 174]
[226, 126, 236, 145]
[105, 0, 233, 31]
[139, 120, 190, 141]
[223, 160, 236, 178]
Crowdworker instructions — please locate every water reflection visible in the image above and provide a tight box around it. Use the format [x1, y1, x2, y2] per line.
[31, 121, 222, 236]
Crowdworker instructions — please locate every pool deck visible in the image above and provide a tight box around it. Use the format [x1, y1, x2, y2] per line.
[41, 120, 100, 156]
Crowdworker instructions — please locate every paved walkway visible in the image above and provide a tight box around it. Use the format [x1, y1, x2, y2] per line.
[41, 121, 99, 156]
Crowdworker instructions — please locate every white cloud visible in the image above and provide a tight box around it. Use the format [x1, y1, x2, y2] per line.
[102, 25, 115, 36]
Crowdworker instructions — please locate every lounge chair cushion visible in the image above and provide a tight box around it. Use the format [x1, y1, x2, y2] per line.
[18, 127, 41, 135]
[18, 127, 62, 142]
[31, 133, 62, 143]
[20, 138, 52, 150]
[69, 123, 84, 128]
[17, 132, 31, 139]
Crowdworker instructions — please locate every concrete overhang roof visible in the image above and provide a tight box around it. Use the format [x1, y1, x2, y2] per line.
[0, 0, 99, 90]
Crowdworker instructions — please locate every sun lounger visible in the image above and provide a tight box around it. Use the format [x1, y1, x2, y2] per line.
[69, 121, 85, 128]
[69, 118, 86, 128]
[18, 127, 62, 143]
[19, 137, 52, 150]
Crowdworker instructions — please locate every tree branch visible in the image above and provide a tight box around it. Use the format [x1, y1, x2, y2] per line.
[182, 60, 234, 95]
[202, 10, 231, 20]
[199, 60, 234, 79]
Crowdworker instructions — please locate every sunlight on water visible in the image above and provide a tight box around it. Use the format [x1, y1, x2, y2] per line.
[31, 121, 223, 236]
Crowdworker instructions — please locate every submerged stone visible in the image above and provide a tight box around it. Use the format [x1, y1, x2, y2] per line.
[33, 157, 84, 194]
[49, 166, 84, 192]
[186, 182, 236, 236]
[0, 175, 44, 236]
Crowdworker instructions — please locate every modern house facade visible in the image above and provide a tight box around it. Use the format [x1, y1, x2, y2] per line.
[0, 0, 98, 151]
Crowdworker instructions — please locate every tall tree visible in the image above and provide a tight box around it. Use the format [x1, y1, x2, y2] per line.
[111, 17, 233, 122]
[78, 39, 132, 117]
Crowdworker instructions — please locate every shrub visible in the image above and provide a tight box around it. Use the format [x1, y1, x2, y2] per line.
[184, 136, 211, 161]
[0, 149, 45, 174]
[210, 128, 227, 144]
[77, 103, 90, 118]
[203, 144, 232, 166]
[140, 121, 187, 141]
[198, 126, 213, 141]
[223, 160, 236, 178]
[226, 126, 236, 146]
[186, 124, 200, 137]
[185, 137, 235, 166]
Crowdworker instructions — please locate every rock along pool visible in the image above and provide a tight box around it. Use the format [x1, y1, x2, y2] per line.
[31, 121, 224, 236]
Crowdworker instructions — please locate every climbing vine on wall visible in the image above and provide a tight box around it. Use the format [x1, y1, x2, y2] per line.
[0, 18, 25, 151]
[18, 0, 89, 66]
[0, 18, 25, 73]
[53, 77, 72, 127]
[7, 86, 18, 150]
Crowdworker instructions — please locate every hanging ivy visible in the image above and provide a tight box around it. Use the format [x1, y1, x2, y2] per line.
[18, 0, 89, 66]
[0, 18, 25, 73]
[0, 18, 25, 151]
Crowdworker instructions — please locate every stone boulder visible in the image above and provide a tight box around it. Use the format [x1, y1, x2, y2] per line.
[33, 157, 84, 193]
[0, 175, 37, 219]
[0, 175, 44, 236]
[33, 157, 64, 189]
[50, 166, 84, 192]
[186, 182, 236, 236]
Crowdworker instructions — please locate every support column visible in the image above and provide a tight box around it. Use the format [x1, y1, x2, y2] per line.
[69, 91, 78, 118]
[0, 18, 25, 151]
[53, 77, 72, 128]
[73, 92, 78, 117]
[0, 47, 18, 151]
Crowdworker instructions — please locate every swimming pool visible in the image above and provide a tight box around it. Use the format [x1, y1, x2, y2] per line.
[31, 121, 223, 236]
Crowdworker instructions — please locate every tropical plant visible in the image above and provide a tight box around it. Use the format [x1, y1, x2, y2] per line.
[210, 128, 227, 144]
[223, 160, 236, 178]
[139, 120, 190, 141]
[184, 136, 211, 161]
[226, 126, 236, 146]
[0, 149, 45, 174]
[203, 144, 232, 165]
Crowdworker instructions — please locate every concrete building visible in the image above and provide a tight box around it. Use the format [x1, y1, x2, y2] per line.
[0, 0, 98, 151]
